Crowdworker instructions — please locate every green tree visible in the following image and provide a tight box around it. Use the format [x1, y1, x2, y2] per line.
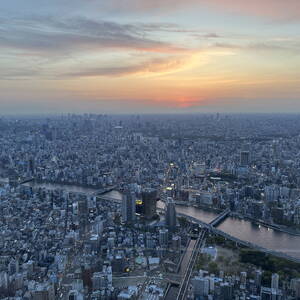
[208, 262, 219, 274]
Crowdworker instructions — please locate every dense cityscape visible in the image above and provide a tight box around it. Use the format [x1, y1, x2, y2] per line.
[0, 114, 300, 299]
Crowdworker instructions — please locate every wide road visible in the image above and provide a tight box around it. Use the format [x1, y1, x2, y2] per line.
[164, 238, 197, 300]
[176, 230, 206, 300]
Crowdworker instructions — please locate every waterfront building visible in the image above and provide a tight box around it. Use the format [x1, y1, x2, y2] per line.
[165, 197, 177, 231]
[141, 188, 157, 219]
[122, 190, 136, 224]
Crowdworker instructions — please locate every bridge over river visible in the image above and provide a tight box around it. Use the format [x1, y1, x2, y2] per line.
[157, 199, 300, 262]
[19, 184, 300, 261]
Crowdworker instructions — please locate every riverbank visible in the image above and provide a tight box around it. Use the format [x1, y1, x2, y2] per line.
[175, 201, 223, 214]
[192, 203, 223, 214]
[17, 180, 300, 237]
[230, 212, 300, 237]
[32, 179, 101, 189]
[12, 182, 300, 261]
[176, 204, 300, 237]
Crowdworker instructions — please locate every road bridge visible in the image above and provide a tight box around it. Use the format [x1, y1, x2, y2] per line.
[95, 186, 116, 195]
[19, 178, 35, 184]
[177, 212, 300, 264]
[97, 195, 121, 202]
[209, 208, 230, 227]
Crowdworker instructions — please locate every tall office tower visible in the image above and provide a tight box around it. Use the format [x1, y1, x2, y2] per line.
[0, 271, 9, 290]
[122, 190, 136, 224]
[220, 282, 233, 300]
[141, 188, 157, 219]
[159, 229, 169, 248]
[92, 272, 106, 291]
[8, 173, 19, 188]
[165, 197, 177, 231]
[255, 270, 262, 289]
[209, 276, 215, 293]
[240, 150, 250, 166]
[192, 277, 210, 298]
[78, 197, 88, 237]
[28, 157, 35, 175]
[271, 273, 279, 290]
[172, 235, 181, 251]
[146, 232, 155, 250]
[290, 278, 300, 298]
[240, 272, 247, 286]
[264, 185, 279, 202]
[78, 198, 88, 217]
[68, 290, 84, 300]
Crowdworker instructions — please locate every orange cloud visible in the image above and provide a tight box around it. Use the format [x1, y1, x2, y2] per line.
[64, 52, 201, 78]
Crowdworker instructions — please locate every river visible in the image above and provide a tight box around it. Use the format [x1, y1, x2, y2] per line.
[22, 183, 300, 260]
[217, 217, 300, 258]
[23, 181, 100, 195]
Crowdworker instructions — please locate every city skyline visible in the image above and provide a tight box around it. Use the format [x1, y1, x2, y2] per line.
[1, 114, 300, 299]
[1, 0, 300, 114]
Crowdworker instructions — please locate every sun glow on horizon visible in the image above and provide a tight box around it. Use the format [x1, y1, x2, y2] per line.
[0, 0, 300, 113]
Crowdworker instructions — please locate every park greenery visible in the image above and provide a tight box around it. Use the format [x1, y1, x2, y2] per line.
[195, 232, 300, 284]
[239, 249, 300, 282]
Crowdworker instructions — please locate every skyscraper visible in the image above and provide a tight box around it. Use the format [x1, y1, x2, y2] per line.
[220, 282, 233, 300]
[255, 270, 262, 289]
[165, 197, 177, 231]
[28, 157, 35, 175]
[141, 188, 157, 219]
[291, 278, 300, 298]
[240, 150, 250, 167]
[159, 229, 169, 248]
[271, 273, 279, 290]
[192, 276, 209, 298]
[122, 191, 136, 224]
[78, 197, 88, 237]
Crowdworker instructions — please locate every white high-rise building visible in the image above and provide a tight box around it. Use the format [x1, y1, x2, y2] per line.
[209, 276, 215, 293]
[291, 278, 300, 298]
[271, 273, 279, 290]
[240, 271, 247, 286]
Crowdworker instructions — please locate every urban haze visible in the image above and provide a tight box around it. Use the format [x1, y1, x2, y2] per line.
[1, 0, 300, 300]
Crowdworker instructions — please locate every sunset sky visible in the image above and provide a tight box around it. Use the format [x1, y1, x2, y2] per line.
[1, 0, 300, 114]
